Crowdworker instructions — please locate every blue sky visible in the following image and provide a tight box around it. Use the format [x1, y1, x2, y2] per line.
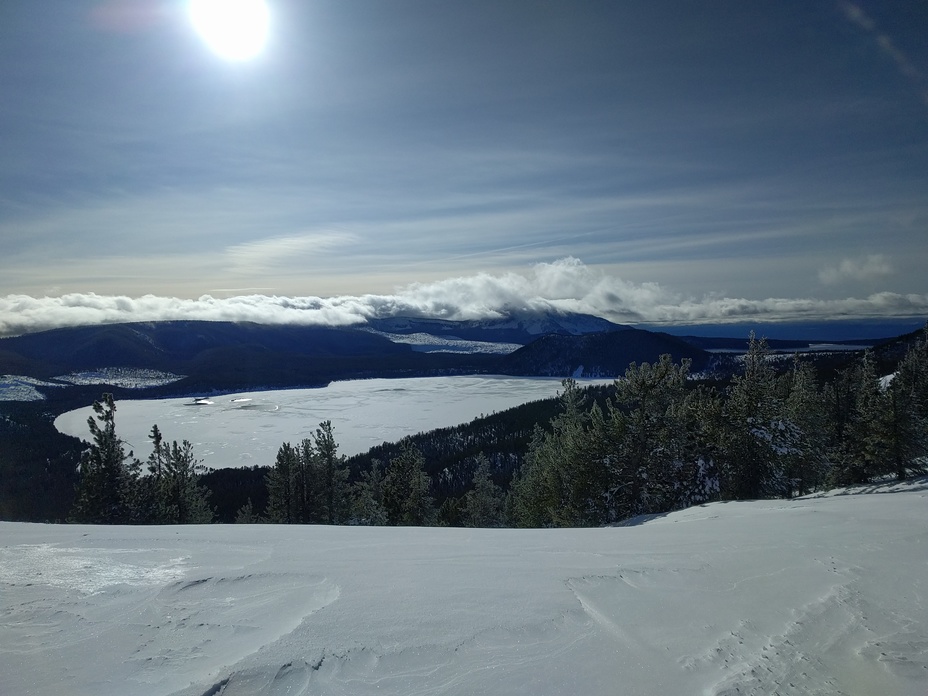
[1, 1, 927, 335]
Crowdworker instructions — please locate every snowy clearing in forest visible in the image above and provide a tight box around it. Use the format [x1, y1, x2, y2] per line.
[2, 477, 927, 696]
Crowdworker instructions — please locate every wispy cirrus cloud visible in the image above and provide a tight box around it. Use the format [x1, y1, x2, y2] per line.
[818, 254, 893, 286]
[840, 1, 928, 108]
[2, 258, 926, 337]
[224, 231, 360, 274]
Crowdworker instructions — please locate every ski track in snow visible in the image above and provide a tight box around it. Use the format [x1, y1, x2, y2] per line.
[2, 480, 927, 696]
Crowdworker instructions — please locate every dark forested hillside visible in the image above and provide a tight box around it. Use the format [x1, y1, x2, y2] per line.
[0, 321, 500, 394]
[0, 402, 82, 521]
[498, 327, 712, 377]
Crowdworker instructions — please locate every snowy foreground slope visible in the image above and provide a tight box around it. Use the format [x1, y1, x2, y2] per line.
[2, 482, 927, 696]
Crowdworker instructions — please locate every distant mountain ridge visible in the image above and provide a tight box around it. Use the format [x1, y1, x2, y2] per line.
[499, 327, 712, 377]
[0, 312, 635, 397]
[4, 311, 910, 402]
[366, 313, 625, 344]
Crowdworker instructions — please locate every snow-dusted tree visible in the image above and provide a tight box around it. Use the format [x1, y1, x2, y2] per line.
[669, 385, 722, 507]
[720, 335, 792, 499]
[71, 393, 140, 523]
[781, 357, 829, 495]
[143, 424, 175, 523]
[509, 424, 560, 527]
[163, 440, 213, 523]
[267, 423, 348, 525]
[844, 350, 893, 483]
[266, 442, 298, 523]
[234, 497, 260, 523]
[291, 437, 317, 523]
[462, 454, 506, 527]
[883, 332, 928, 479]
[610, 355, 690, 515]
[352, 459, 388, 525]
[509, 379, 599, 526]
[313, 420, 350, 525]
[383, 442, 435, 526]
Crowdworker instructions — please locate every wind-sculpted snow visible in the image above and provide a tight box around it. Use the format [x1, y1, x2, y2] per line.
[2, 480, 927, 695]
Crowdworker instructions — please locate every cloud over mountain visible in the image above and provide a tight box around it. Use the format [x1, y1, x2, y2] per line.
[2, 258, 926, 337]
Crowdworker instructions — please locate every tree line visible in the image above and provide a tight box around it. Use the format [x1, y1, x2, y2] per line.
[69, 330, 928, 527]
[70, 394, 213, 524]
[509, 332, 928, 526]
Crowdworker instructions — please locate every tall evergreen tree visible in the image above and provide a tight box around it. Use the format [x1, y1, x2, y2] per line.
[383, 442, 435, 526]
[144, 424, 174, 523]
[509, 424, 560, 527]
[462, 454, 506, 527]
[352, 459, 388, 525]
[610, 355, 690, 516]
[163, 439, 213, 523]
[844, 350, 893, 483]
[883, 332, 928, 480]
[292, 437, 316, 523]
[313, 420, 350, 524]
[781, 357, 829, 495]
[509, 379, 598, 526]
[71, 393, 140, 523]
[266, 442, 298, 523]
[720, 335, 791, 499]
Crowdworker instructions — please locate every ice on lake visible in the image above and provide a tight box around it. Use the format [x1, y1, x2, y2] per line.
[55, 376, 608, 467]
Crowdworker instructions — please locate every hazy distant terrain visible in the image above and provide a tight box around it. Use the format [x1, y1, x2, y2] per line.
[0, 314, 709, 399]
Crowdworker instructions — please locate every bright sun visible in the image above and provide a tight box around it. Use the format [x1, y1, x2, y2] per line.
[189, 0, 270, 61]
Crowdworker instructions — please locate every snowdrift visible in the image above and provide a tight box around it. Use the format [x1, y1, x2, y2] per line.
[2, 479, 927, 696]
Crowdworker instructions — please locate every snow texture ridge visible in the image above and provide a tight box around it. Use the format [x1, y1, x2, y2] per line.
[1, 479, 926, 696]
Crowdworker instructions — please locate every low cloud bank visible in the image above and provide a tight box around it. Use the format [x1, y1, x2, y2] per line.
[2, 258, 927, 337]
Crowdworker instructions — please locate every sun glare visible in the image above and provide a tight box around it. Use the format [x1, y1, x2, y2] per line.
[189, 0, 270, 61]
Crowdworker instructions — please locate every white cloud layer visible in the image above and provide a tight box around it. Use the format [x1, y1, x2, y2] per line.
[2, 258, 927, 337]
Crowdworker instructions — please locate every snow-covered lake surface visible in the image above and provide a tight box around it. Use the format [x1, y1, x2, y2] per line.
[2, 478, 926, 696]
[55, 376, 607, 466]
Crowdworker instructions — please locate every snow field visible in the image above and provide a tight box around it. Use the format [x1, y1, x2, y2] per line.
[1, 478, 926, 696]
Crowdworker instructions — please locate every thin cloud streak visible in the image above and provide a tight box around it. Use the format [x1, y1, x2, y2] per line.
[818, 254, 893, 286]
[2, 258, 926, 338]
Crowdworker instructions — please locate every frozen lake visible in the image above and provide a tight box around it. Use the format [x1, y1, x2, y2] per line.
[55, 376, 608, 468]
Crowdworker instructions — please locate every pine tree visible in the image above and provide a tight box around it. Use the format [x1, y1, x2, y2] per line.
[266, 442, 297, 523]
[164, 440, 213, 523]
[610, 355, 690, 516]
[462, 454, 506, 527]
[720, 335, 789, 499]
[145, 424, 175, 523]
[234, 498, 260, 523]
[383, 442, 435, 526]
[781, 357, 829, 495]
[291, 437, 315, 523]
[352, 459, 388, 525]
[883, 332, 928, 479]
[71, 393, 141, 523]
[313, 420, 349, 524]
[509, 424, 560, 527]
[845, 350, 892, 482]
[509, 379, 602, 526]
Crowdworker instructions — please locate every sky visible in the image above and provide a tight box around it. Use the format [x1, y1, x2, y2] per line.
[2, 1, 928, 335]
